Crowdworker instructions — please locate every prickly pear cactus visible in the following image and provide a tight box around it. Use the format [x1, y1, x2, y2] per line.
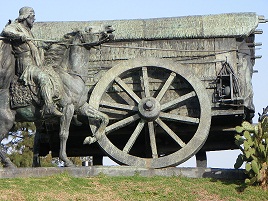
[234, 116, 268, 189]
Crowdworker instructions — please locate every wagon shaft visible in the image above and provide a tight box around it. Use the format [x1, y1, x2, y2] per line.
[33, 12, 266, 168]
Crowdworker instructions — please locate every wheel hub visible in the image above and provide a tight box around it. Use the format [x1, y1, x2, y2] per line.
[138, 97, 161, 121]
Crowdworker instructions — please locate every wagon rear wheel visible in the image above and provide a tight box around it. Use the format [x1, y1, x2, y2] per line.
[89, 58, 211, 168]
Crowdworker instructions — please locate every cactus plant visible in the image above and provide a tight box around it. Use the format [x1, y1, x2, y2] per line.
[234, 115, 268, 189]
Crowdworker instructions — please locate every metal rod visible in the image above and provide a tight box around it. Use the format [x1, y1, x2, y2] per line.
[0, 36, 8, 40]
[247, 42, 262, 47]
[258, 15, 268, 23]
[251, 55, 262, 59]
[102, 44, 239, 53]
[0, 36, 60, 43]
[254, 29, 263, 34]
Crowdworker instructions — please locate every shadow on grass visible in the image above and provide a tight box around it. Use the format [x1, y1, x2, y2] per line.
[201, 168, 250, 192]
[208, 178, 248, 193]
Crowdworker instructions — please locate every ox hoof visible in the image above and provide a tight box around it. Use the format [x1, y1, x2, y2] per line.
[83, 137, 96, 145]
[5, 164, 17, 169]
[5, 158, 17, 169]
[64, 162, 75, 167]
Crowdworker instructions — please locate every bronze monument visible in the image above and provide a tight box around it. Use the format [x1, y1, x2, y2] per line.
[0, 7, 267, 169]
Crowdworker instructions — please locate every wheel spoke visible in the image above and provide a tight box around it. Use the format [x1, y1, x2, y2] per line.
[156, 72, 176, 101]
[115, 77, 141, 104]
[106, 114, 140, 134]
[159, 112, 199, 124]
[123, 120, 145, 153]
[100, 100, 138, 112]
[148, 122, 158, 158]
[161, 91, 196, 111]
[142, 67, 150, 97]
[155, 118, 186, 147]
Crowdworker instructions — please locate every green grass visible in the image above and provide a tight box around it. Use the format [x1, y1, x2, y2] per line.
[0, 173, 267, 201]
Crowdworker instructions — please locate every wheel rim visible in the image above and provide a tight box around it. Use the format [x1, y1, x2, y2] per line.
[89, 58, 211, 168]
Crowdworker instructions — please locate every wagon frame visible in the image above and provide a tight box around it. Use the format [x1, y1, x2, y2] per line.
[33, 12, 267, 168]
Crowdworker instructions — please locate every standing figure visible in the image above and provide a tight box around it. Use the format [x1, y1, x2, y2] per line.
[2, 6, 63, 116]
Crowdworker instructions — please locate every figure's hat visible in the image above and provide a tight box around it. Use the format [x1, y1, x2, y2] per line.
[17, 7, 35, 21]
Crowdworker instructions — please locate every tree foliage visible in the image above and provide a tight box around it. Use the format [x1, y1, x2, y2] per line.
[2, 122, 56, 167]
[2, 122, 83, 167]
[3, 122, 36, 167]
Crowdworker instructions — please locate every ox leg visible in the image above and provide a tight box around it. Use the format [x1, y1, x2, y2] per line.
[0, 151, 16, 168]
[0, 108, 16, 168]
[78, 103, 109, 144]
[0, 139, 16, 168]
[32, 123, 42, 167]
[32, 132, 41, 167]
[59, 104, 75, 167]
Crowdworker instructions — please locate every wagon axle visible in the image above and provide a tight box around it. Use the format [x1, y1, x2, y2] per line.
[138, 97, 161, 121]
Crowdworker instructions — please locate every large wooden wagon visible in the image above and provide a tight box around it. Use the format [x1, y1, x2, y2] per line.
[33, 12, 267, 168]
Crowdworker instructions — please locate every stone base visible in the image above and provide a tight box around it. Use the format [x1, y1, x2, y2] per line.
[0, 166, 246, 180]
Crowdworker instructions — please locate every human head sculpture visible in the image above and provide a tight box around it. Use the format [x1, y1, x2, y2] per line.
[17, 6, 35, 28]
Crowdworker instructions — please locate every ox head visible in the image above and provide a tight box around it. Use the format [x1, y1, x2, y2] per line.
[81, 25, 115, 46]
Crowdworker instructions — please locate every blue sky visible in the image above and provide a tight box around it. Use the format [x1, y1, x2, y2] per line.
[0, 0, 267, 168]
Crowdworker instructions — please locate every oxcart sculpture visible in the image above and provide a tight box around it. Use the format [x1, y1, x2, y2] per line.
[1, 11, 268, 168]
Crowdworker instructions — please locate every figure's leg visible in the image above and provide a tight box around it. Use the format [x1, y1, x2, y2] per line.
[29, 68, 63, 117]
[59, 104, 75, 167]
[78, 102, 109, 144]
[38, 74, 63, 116]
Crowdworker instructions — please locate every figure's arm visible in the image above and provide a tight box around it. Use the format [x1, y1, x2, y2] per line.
[2, 23, 26, 41]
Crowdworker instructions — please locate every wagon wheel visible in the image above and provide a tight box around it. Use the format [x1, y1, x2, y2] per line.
[89, 58, 211, 168]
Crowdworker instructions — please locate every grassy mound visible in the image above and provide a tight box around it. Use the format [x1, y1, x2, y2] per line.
[0, 173, 267, 201]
